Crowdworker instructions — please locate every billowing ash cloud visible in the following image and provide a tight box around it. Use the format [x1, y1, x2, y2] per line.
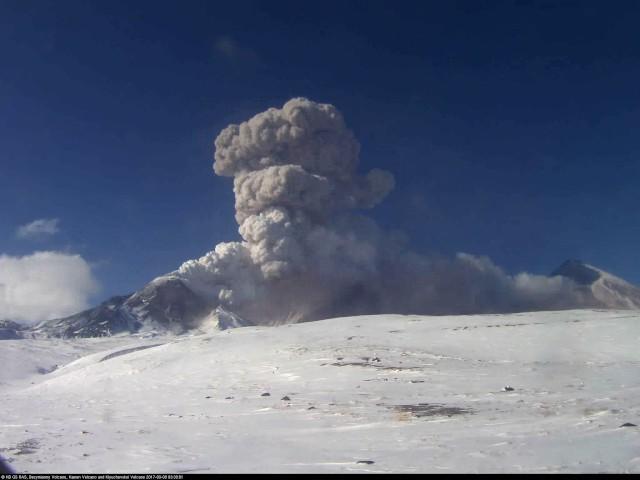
[175, 98, 592, 324]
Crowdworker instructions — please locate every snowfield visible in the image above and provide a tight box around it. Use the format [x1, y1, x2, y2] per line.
[2, 309, 640, 473]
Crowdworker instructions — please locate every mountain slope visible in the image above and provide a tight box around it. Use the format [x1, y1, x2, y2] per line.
[2, 309, 639, 473]
[0, 320, 25, 340]
[30, 275, 218, 338]
[551, 260, 640, 309]
[31, 295, 134, 338]
[123, 275, 214, 333]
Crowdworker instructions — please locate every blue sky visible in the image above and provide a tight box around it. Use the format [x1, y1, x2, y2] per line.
[1, 0, 639, 306]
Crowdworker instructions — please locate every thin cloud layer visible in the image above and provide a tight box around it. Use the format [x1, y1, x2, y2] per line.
[0, 251, 99, 324]
[16, 218, 60, 240]
[213, 36, 260, 64]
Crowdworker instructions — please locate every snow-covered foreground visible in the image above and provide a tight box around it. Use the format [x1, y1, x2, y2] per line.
[2, 309, 640, 473]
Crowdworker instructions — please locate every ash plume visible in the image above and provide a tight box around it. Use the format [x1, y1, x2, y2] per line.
[176, 98, 590, 324]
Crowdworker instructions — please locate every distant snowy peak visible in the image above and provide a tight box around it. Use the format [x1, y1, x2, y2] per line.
[551, 259, 640, 309]
[551, 260, 602, 285]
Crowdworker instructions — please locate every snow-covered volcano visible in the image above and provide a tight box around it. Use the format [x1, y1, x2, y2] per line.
[13, 99, 639, 337]
[1, 309, 639, 473]
[551, 260, 640, 310]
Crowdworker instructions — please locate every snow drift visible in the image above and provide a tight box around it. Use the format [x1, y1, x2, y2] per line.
[4, 310, 640, 473]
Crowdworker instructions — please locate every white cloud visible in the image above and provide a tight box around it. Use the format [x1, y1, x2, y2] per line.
[16, 218, 60, 239]
[0, 251, 100, 324]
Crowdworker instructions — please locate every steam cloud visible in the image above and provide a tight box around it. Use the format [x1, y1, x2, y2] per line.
[175, 98, 590, 324]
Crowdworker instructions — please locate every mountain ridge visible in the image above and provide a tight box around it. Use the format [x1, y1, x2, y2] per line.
[11, 259, 640, 339]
